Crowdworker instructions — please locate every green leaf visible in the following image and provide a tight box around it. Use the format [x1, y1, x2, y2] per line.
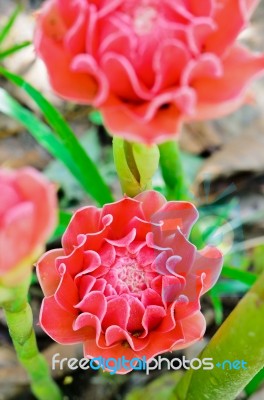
[0, 5, 21, 46]
[0, 88, 88, 184]
[245, 367, 264, 396]
[0, 41, 31, 60]
[89, 110, 103, 125]
[221, 266, 257, 286]
[126, 371, 183, 400]
[173, 272, 264, 400]
[158, 140, 190, 200]
[210, 279, 250, 296]
[252, 244, 264, 274]
[0, 67, 114, 205]
[50, 210, 72, 242]
[180, 151, 203, 185]
[208, 277, 250, 326]
[209, 294, 223, 325]
[44, 129, 101, 206]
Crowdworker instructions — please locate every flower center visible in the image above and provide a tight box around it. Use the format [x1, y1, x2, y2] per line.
[133, 5, 158, 35]
[117, 256, 147, 293]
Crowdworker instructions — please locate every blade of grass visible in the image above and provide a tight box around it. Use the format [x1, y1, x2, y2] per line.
[50, 210, 72, 242]
[0, 41, 31, 60]
[0, 88, 94, 198]
[0, 5, 21, 46]
[220, 209, 264, 237]
[0, 67, 114, 205]
[230, 236, 264, 254]
[209, 294, 224, 325]
[222, 266, 257, 286]
[210, 280, 250, 296]
[88, 110, 103, 125]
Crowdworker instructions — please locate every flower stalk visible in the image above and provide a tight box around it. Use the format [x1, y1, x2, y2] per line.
[113, 137, 159, 197]
[1, 276, 62, 400]
[172, 271, 264, 400]
[158, 140, 189, 201]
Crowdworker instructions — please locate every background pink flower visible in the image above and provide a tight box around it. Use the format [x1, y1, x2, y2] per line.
[0, 168, 57, 286]
[35, 0, 264, 144]
[37, 191, 222, 373]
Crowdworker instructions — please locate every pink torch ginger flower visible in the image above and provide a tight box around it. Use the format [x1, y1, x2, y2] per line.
[35, 0, 264, 144]
[0, 168, 57, 287]
[37, 191, 223, 373]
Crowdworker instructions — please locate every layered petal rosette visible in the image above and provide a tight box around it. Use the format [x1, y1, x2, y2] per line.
[35, 0, 264, 143]
[0, 168, 57, 286]
[37, 191, 223, 373]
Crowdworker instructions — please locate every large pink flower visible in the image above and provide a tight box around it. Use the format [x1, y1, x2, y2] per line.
[35, 0, 264, 144]
[0, 168, 57, 286]
[37, 191, 222, 373]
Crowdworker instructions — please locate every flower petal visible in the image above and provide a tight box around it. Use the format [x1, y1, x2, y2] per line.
[205, 0, 258, 55]
[40, 296, 94, 344]
[75, 291, 107, 321]
[191, 246, 223, 294]
[37, 249, 64, 296]
[102, 297, 130, 330]
[62, 206, 101, 253]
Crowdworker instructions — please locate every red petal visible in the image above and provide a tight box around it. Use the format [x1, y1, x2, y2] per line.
[102, 297, 130, 330]
[151, 201, 199, 238]
[194, 46, 264, 108]
[205, 0, 258, 55]
[189, 0, 213, 16]
[72, 54, 109, 105]
[37, 249, 64, 296]
[162, 275, 185, 303]
[35, 31, 98, 104]
[134, 190, 167, 221]
[126, 296, 145, 332]
[191, 246, 223, 294]
[99, 242, 116, 267]
[142, 305, 166, 333]
[101, 53, 152, 101]
[0, 202, 35, 276]
[172, 311, 206, 350]
[100, 99, 183, 145]
[0, 181, 20, 220]
[76, 275, 96, 298]
[152, 39, 190, 92]
[106, 229, 136, 247]
[83, 340, 138, 374]
[55, 264, 79, 312]
[141, 288, 163, 308]
[16, 166, 57, 248]
[56, 242, 85, 277]
[102, 197, 144, 237]
[40, 296, 94, 344]
[75, 291, 107, 321]
[105, 325, 149, 351]
[62, 206, 101, 254]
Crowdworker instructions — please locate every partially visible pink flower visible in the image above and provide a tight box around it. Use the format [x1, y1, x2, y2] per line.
[0, 168, 57, 286]
[35, 0, 264, 144]
[37, 191, 222, 373]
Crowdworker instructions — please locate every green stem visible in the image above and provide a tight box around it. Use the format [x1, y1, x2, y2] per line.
[113, 137, 159, 197]
[2, 277, 62, 400]
[172, 271, 264, 400]
[158, 140, 206, 249]
[158, 140, 189, 201]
